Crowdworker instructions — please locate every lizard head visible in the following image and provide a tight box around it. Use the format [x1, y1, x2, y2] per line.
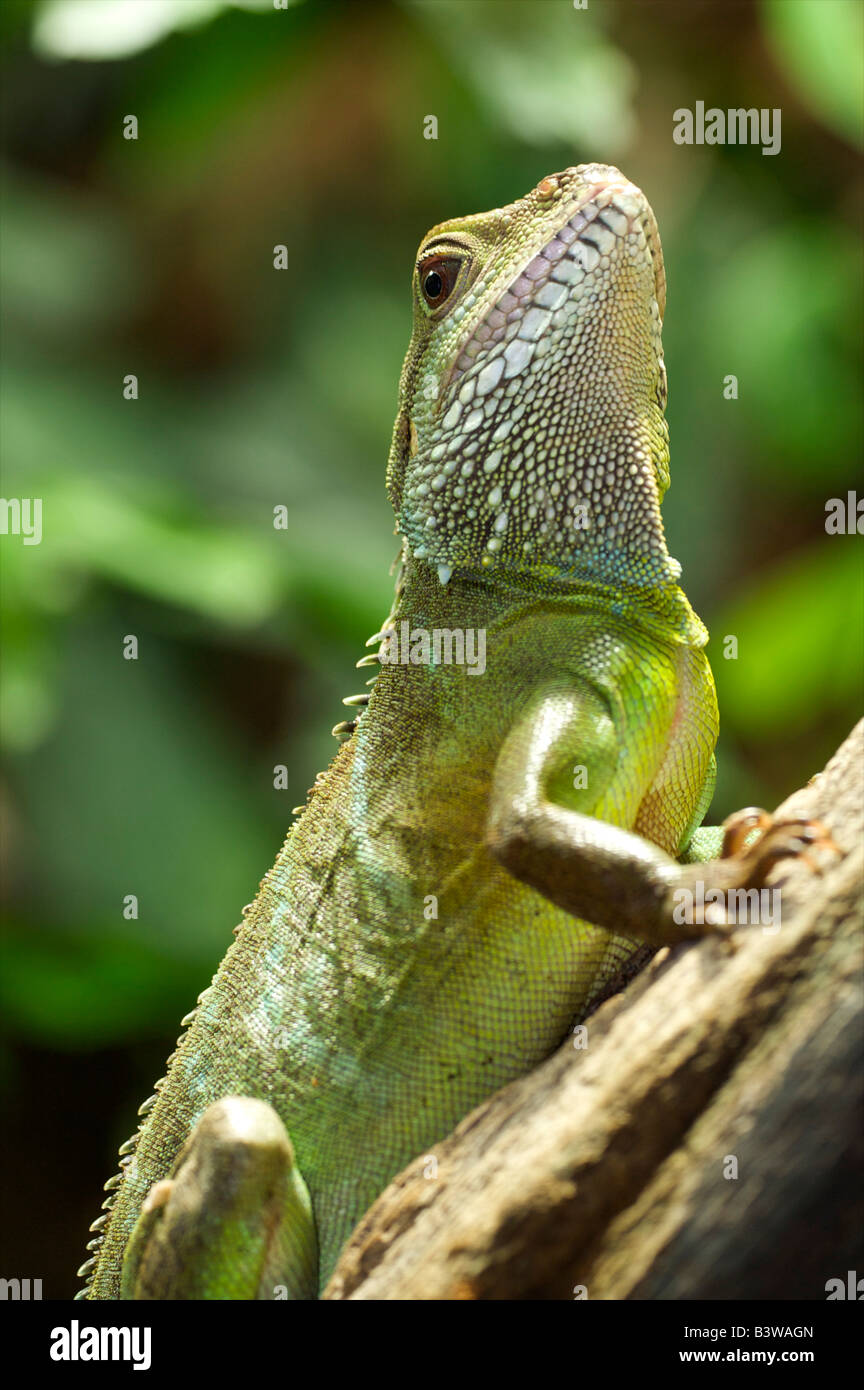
[387, 164, 676, 592]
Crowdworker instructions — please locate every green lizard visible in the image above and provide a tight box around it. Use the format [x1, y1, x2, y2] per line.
[79, 164, 823, 1300]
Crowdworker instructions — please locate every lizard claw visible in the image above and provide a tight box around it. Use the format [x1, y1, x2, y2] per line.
[720, 806, 772, 857]
[721, 807, 841, 889]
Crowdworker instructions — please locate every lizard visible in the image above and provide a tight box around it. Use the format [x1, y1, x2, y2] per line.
[78, 163, 827, 1300]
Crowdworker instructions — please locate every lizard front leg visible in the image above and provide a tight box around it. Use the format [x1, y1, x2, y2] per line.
[121, 1097, 318, 1300]
[486, 684, 831, 946]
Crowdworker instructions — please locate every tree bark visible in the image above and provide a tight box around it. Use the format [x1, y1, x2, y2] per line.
[326, 722, 864, 1300]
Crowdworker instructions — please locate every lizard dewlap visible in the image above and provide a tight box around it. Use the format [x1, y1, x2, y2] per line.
[82, 166, 733, 1300]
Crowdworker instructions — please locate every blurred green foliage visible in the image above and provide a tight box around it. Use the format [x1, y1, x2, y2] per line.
[0, 1, 861, 1286]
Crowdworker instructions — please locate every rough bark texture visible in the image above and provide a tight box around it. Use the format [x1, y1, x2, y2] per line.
[325, 722, 864, 1300]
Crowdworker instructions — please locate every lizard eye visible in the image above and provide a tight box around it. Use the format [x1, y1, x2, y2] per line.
[418, 255, 462, 309]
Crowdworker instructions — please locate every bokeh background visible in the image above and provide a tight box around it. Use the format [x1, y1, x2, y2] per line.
[1, 0, 861, 1296]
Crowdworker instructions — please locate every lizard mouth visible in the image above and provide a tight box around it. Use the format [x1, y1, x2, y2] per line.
[448, 168, 665, 394]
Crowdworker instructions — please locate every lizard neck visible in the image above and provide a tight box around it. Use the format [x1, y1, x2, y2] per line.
[389, 547, 707, 650]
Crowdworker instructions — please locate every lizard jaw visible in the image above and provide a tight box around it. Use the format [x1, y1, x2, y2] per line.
[447, 171, 665, 397]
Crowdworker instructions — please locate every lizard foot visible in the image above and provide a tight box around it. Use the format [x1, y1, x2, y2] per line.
[120, 1097, 319, 1300]
[720, 806, 841, 887]
[666, 808, 841, 942]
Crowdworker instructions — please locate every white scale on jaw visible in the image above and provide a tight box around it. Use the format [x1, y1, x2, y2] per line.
[406, 181, 661, 587]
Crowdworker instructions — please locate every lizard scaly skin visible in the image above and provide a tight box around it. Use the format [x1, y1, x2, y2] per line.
[81, 165, 725, 1299]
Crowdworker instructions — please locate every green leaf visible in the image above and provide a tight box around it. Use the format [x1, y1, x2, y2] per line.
[763, 0, 864, 148]
[407, 0, 636, 153]
[712, 537, 863, 738]
[32, 0, 280, 62]
[704, 222, 861, 476]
